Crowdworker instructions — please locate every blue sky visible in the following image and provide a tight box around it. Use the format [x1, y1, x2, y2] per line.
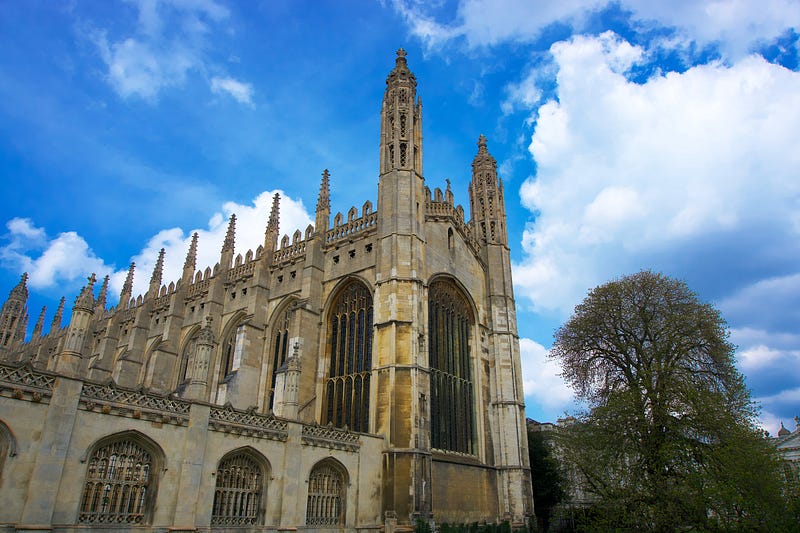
[1, 0, 799, 434]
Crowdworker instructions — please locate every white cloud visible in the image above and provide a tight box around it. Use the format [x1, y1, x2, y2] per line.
[210, 76, 254, 106]
[394, 0, 800, 59]
[1, 192, 313, 303]
[501, 68, 544, 115]
[114, 190, 313, 301]
[512, 33, 800, 315]
[0, 218, 115, 290]
[520, 337, 576, 411]
[90, 0, 252, 103]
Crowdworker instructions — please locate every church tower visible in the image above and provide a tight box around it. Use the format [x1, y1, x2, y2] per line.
[469, 136, 533, 521]
[375, 48, 432, 522]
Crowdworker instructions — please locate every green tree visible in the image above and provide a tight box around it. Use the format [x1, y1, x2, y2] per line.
[550, 271, 792, 532]
[528, 427, 567, 531]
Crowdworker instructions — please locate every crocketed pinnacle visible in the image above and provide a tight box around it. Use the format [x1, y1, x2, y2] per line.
[74, 273, 97, 311]
[317, 169, 330, 213]
[96, 275, 109, 310]
[221, 214, 236, 254]
[32, 306, 46, 338]
[120, 262, 135, 304]
[149, 249, 165, 295]
[8, 272, 28, 302]
[51, 297, 65, 330]
[183, 232, 199, 276]
[267, 193, 280, 234]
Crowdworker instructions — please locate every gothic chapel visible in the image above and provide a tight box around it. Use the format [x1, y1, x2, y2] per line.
[0, 50, 533, 532]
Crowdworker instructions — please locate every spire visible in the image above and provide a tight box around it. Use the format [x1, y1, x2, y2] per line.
[264, 193, 280, 252]
[148, 249, 165, 296]
[95, 275, 109, 311]
[183, 232, 199, 281]
[32, 306, 46, 338]
[222, 214, 236, 253]
[380, 48, 422, 175]
[220, 214, 236, 269]
[74, 273, 96, 312]
[315, 169, 331, 232]
[119, 262, 135, 307]
[51, 297, 65, 331]
[268, 194, 280, 233]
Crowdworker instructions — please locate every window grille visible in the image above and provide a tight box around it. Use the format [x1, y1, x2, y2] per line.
[269, 307, 293, 410]
[79, 440, 153, 524]
[212, 453, 264, 526]
[429, 279, 475, 454]
[306, 462, 345, 526]
[323, 282, 372, 432]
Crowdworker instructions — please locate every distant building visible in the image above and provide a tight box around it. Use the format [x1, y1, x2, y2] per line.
[775, 418, 800, 480]
[0, 50, 533, 531]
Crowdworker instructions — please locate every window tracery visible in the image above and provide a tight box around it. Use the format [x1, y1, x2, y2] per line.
[428, 279, 475, 454]
[306, 461, 346, 526]
[323, 281, 372, 432]
[79, 438, 156, 524]
[212, 451, 265, 526]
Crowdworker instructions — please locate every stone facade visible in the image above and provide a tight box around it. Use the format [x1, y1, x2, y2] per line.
[0, 50, 533, 532]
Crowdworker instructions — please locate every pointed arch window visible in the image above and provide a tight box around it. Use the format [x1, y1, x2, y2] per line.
[178, 330, 199, 386]
[212, 450, 266, 526]
[220, 321, 246, 380]
[0, 420, 14, 482]
[79, 437, 159, 524]
[306, 460, 347, 526]
[269, 305, 294, 410]
[428, 279, 475, 454]
[323, 281, 373, 432]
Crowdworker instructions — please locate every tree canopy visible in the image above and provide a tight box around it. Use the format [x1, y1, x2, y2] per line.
[551, 271, 793, 532]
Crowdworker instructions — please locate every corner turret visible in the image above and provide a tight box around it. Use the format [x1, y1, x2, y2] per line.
[469, 135, 507, 246]
[0, 273, 29, 351]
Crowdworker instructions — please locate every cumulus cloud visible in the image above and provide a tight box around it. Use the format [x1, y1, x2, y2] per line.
[210, 76, 254, 106]
[1, 192, 313, 302]
[519, 337, 576, 412]
[89, 0, 253, 103]
[513, 32, 800, 315]
[394, 0, 800, 58]
[0, 218, 115, 290]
